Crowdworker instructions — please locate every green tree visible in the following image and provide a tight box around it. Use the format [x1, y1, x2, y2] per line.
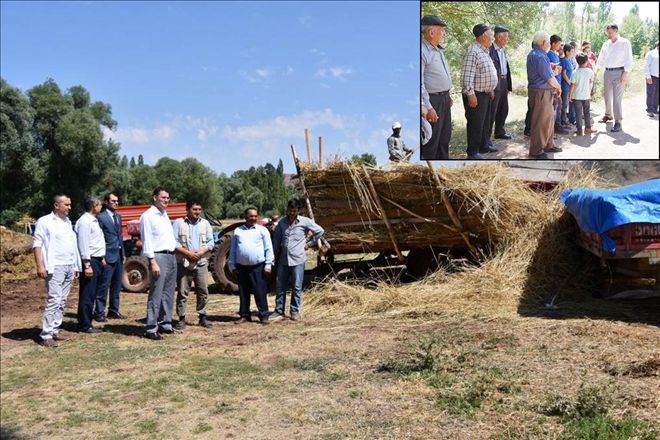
[138, 154, 144, 166]
[621, 5, 648, 57]
[588, 2, 612, 54]
[349, 153, 377, 167]
[129, 156, 136, 168]
[0, 78, 48, 225]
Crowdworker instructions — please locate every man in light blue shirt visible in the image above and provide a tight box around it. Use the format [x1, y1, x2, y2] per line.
[270, 199, 324, 322]
[229, 207, 274, 324]
[173, 200, 215, 330]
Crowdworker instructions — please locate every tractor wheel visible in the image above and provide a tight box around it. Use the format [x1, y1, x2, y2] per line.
[209, 232, 239, 294]
[122, 256, 150, 293]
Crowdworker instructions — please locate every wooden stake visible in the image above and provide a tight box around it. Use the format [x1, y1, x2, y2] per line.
[426, 161, 480, 259]
[318, 136, 323, 167]
[361, 165, 404, 262]
[291, 144, 315, 221]
[304, 128, 311, 163]
[379, 194, 458, 232]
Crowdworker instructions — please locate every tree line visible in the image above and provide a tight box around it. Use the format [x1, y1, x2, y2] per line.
[0, 77, 298, 227]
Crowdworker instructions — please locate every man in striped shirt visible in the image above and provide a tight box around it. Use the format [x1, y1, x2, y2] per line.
[461, 24, 499, 159]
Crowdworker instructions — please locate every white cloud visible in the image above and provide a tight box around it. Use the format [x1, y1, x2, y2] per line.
[103, 124, 176, 144]
[255, 68, 270, 78]
[316, 66, 353, 80]
[221, 109, 348, 143]
[299, 15, 312, 27]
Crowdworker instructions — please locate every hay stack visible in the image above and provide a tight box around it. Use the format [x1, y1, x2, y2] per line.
[300, 161, 544, 254]
[303, 162, 610, 317]
[1, 227, 35, 279]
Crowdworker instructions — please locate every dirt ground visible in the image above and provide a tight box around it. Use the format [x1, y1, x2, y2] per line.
[1, 275, 658, 439]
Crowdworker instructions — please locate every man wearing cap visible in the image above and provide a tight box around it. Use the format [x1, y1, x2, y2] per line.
[487, 25, 512, 147]
[421, 14, 453, 160]
[461, 24, 498, 159]
[387, 122, 413, 162]
[643, 41, 659, 117]
[526, 31, 563, 159]
[596, 24, 633, 132]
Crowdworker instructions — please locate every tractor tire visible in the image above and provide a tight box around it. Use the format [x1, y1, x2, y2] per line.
[122, 256, 150, 293]
[210, 231, 239, 294]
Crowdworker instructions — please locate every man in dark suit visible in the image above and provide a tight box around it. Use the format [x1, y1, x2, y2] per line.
[95, 192, 126, 321]
[487, 25, 513, 150]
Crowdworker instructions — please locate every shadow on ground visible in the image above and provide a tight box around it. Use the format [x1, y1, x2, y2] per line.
[517, 211, 660, 327]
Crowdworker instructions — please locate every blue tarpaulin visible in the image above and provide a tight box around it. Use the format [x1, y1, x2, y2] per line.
[560, 178, 660, 253]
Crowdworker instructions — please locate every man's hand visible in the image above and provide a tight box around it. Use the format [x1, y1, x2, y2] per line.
[188, 250, 200, 262]
[647, 78, 653, 85]
[122, 256, 127, 264]
[151, 260, 161, 279]
[489, 91, 495, 100]
[264, 267, 271, 277]
[555, 86, 562, 97]
[621, 72, 628, 86]
[449, 97, 453, 107]
[101, 258, 106, 267]
[568, 95, 573, 103]
[37, 264, 47, 279]
[425, 107, 439, 123]
[467, 94, 478, 108]
[84, 266, 93, 278]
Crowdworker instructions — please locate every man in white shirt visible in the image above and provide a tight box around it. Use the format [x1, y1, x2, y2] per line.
[596, 23, 634, 132]
[644, 41, 659, 116]
[75, 196, 106, 334]
[32, 194, 81, 347]
[140, 187, 177, 340]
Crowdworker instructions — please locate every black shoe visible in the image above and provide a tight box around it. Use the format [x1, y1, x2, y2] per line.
[144, 332, 163, 340]
[466, 153, 484, 160]
[234, 317, 251, 325]
[82, 327, 103, 334]
[52, 333, 69, 341]
[159, 327, 178, 334]
[598, 116, 613, 123]
[554, 126, 571, 134]
[198, 316, 212, 328]
[107, 312, 126, 319]
[529, 153, 549, 159]
[545, 146, 563, 153]
[479, 145, 498, 153]
[175, 319, 187, 331]
[523, 130, 530, 137]
[260, 319, 271, 326]
[93, 315, 107, 323]
[610, 123, 622, 132]
[494, 134, 511, 140]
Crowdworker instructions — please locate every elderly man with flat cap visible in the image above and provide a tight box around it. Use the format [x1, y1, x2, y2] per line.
[421, 14, 453, 160]
[387, 122, 414, 162]
[487, 25, 512, 149]
[461, 24, 498, 159]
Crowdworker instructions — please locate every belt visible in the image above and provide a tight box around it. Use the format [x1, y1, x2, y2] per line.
[500, 75, 508, 79]
[91, 256, 104, 261]
[429, 91, 450, 96]
[606, 67, 624, 71]
[155, 250, 175, 255]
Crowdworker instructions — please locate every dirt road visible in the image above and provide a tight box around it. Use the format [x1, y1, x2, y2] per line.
[483, 90, 660, 160]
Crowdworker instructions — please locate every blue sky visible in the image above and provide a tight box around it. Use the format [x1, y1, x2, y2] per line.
[1, 1, 420, 176]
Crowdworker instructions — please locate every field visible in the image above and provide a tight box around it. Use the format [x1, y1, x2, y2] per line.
[1, 272, 658, 439]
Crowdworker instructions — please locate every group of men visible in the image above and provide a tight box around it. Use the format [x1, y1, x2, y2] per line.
[32, 188, 325, 347]
[421, 15, 512, 160]
[33, 193, 125, 347]
[420, 14, 657, 160]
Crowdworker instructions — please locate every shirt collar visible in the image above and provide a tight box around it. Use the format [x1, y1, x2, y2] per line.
[494, 42, 503, 51]
[185, 216, 200, 225]
[423, 39, 444, 51]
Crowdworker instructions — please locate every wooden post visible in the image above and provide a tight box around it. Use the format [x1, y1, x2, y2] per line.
[304, 128, 311, 163]
[318, 136, 323, 167]
[291, 144, 315, 221]
[426, 161, 480, 259]
[361, 165, 404, 262]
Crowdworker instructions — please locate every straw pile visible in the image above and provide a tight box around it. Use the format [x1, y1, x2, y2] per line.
[302, 162, 610, 318]
[300, 161, 545, 254]
[1, 227, 35, 280]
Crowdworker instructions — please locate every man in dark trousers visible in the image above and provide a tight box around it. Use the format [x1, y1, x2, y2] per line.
[487, 25, 512, 150]
[95, 192, 126, 321]
[421, 14, 453, 160]
[461, 23, 498, 159]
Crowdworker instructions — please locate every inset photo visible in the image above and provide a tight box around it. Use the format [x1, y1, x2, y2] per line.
[421, 2, 659, 160]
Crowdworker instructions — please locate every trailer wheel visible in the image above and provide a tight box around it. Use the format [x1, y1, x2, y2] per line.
[210, 232, 239, 294]
[122, 256, 150, 293]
